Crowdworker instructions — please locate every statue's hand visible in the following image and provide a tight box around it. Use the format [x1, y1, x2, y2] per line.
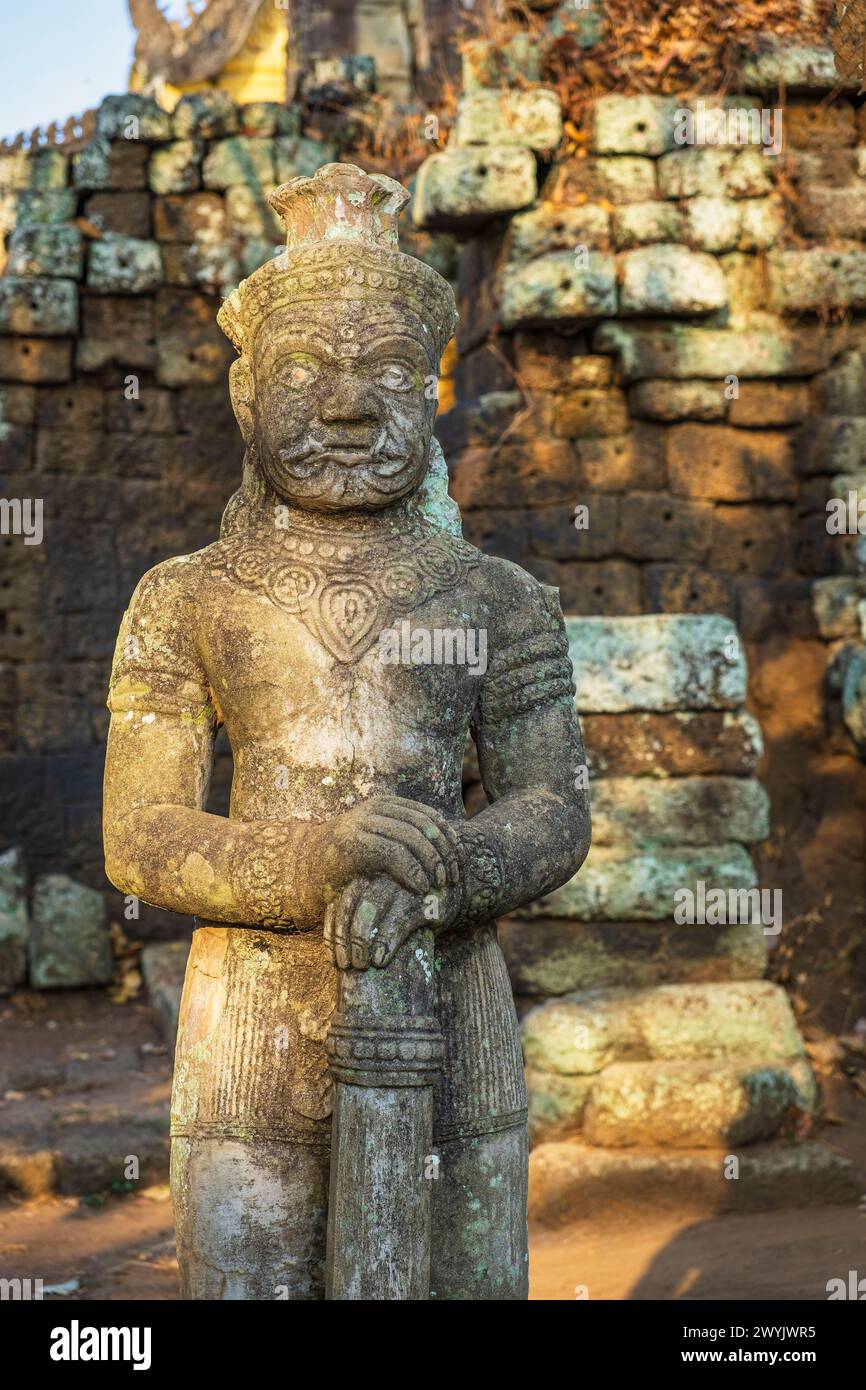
[324, 874, 461, 970]
[314, 796, 460, 901]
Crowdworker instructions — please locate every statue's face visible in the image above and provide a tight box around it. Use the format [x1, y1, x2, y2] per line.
[251, 300, 437, 512]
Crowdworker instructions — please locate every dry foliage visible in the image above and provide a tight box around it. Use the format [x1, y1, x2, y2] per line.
[461, 1, 838, 127]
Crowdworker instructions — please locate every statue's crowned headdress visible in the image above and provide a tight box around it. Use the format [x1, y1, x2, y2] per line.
[217, 163, 457, 364]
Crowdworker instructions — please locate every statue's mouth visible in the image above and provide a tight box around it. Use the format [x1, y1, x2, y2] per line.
[279, 430, 410, 478]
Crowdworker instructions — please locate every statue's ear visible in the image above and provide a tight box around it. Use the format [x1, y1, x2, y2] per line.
[229, 357, 255, 444]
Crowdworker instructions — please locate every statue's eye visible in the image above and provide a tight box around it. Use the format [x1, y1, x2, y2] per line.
[278, 358, 319, 388]
[376, 361, 412, 390]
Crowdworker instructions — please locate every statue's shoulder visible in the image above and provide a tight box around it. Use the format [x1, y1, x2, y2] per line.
[124, 544, 220, 618]
[467, 551, 567, 641]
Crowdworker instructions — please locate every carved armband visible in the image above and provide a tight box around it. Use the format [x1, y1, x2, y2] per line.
[229, 822, 309, 930]
[456, 823, 505, 925]
[479, 629, 576, 728]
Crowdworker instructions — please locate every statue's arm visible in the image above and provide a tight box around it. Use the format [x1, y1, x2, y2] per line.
[458, 576, 591, 922]
[102, 566, 318, 927]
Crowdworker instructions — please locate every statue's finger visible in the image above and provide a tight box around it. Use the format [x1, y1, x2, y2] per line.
[333, 881, 362, 969]
[349, 894, 381, 970]
[375, 800, 460, 884]
[362, 815, 447, 887]
[355, 829, 429, 894]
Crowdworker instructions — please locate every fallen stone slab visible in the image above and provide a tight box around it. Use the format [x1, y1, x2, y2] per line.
[528, 1138, 862, 1226]
[141, 940, 190, 1052]
[0, 847, 28, 994]
[589, 775, 770, 847]
[517, 843, 758, 922]
[566, 613, 747, 713]
[412, 146, 536, 230]
[501, 917, 769, 998]
[28, 873, 112, 989]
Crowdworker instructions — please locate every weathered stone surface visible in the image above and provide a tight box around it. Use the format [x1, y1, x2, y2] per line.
[0, 847, 28, 993]
[224, 183, 282, 242]
[154, 192, 226, 242]
[86, 236, 162, 293]
[455, 87, 562, 150]
[7, 224, 83, 279]
[657, 147, 774, 199]
[73, 138, 148, 192]
[612, 200, 682, 249]
[0, 148, 67, 190]
[681, 196, 741, 253]
[583, 709, 763, 777]
[172, 91, 239, 139]
[462, 34, 543, 91]
[154, 288, 232, 386]
[566, 613, 747, 712]
[523, 981, 803, 1074]
[592, 94, 679, 156]
[667, 423, 795, 502]
[161, 239, 241, 297]
[83, 191, 151, 238]
[738, 196, 785, 250]
[812, 577, 864, 639]
[149, 140, 203, 195]
[141, 940, 189, 1051]
[799, 183, 866, 238]
[239, 103, 301, 138]
[582, 1060, 806, 1147]
[202, 137, 274, 191]
[29, 873, 112, 988]
[554, 387, 629, 437]
[0, 337, 72, 383]
[618, 245, 727, 315]
[629, 379, 726, 421]
[594, 321, 843, 382]
[736, 42, 858, 94]
[500, 251, 617, 328]
[507, 202, 610, 261]
[543, 155, 656, 206]
[519, 843, 757, 921]
[728, 380, 811, 427]
[590, 775, 769, 847]
[842, 647, 866, 749]
[769, 249, 866, 313]
[812, 350, 866, 414]
[76, 296, 155, 371]
[501, 917, 768, 998]
[0, 277, 77, 336]
[523, 981, 813, 1146]
[95, 93, 172, 143]
[617, 492, 713, 562]
[413, 146, 536, 229]
[528, 1138, 861, 1225]
[513, 335, 613, 390]
[9, 188, 76, 223]
[787, 100, 856, 150]
[273, 136, 337, 184]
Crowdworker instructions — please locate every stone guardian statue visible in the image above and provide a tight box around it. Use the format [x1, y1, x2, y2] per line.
[103, 162, 591, 1300]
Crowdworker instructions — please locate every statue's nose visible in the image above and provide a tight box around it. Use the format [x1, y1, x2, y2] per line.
[319, 374, 379, 426]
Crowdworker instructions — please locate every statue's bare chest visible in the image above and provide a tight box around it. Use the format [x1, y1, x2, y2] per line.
[195, 528, 491, 792]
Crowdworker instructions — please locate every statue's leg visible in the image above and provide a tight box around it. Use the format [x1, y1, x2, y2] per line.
[170, 925, 337, 1300]
[172, 1135, 330, 1300]
[431, 925, 530, 1300]
[430, 1122, 529, 1300]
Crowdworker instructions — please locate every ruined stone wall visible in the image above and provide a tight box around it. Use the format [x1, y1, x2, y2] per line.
[417, 39, 866, 1029]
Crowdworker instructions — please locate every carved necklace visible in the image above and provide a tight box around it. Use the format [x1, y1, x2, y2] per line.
[208, 514, 479, 664]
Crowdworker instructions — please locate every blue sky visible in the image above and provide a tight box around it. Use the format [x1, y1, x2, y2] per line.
[0, 2, 155, 141]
